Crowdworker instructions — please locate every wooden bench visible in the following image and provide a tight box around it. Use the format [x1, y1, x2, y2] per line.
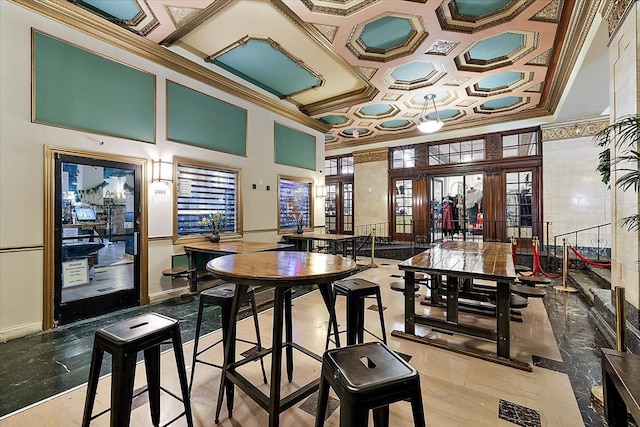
[601, 348, 640, 426]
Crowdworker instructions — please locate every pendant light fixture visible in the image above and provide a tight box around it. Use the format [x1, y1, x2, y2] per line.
[417, 93, 443, 133]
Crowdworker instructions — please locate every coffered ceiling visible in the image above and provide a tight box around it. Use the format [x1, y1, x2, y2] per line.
[45, 0, 602, 149]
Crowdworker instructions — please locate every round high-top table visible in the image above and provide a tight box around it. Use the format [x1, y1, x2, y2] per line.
[206, 251, 357, 427]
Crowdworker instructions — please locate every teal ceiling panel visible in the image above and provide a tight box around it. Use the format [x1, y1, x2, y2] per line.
[468, 33, 524, 61]
[392, 61, 435, 82]
[360, 16, 413, 50]
[482, 96, 520, 109]
[78, 0, 141, 20]
[319, 115, 349, 125]
[454, 0, 511, 17]
[379, 119, 411, 129]
[212, 39, 321, 99]
[360, 104, 393, 115]
[477, 71, 523, 89]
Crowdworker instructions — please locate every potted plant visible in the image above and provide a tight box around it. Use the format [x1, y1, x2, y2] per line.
[295, 212, 306, 234]
[199, 212, 226, 242]
[594, 116, 639, 231]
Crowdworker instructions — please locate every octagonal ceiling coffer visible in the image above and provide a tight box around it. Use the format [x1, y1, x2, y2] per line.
[456, 31, 538, 72]
[347, 13, 428, 62]
[467, 71, 533, 97]
[383, 61, 446, 91]
[436, 0, 535, 34]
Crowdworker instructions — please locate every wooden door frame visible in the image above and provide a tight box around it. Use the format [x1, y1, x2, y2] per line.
[43, 145, 149, 330]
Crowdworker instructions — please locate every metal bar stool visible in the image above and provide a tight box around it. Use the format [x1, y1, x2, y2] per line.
[81, 312, 193, 427]
[189, 283, 267, 393]
[326, 278, 387, 350]
[316, 342, 425, 427]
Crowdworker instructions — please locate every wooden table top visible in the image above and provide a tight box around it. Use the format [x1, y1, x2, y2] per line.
[282, 232, 355, 241]
[183, 240, 293, 254]
[399, 241, 516, 281]
[206, 251, 357, 287]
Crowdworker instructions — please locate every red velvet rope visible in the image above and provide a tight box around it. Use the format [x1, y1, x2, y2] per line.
[532, 244, 562, 279]
[513, 239, 562, 278]
[570, 245, 612, 268]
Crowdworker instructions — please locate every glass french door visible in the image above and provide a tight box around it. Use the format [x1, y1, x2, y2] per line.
[325, 181, 353, 234]
[429, 173, 484, 243]
[54, 155, 141, 324]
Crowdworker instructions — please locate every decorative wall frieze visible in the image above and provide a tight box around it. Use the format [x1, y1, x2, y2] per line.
[540, 117, 609, 141]
[353, 148, 388, 163]
[602, 0, 635, 41]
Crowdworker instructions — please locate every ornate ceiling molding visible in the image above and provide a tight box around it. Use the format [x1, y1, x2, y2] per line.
[540, 116, 609, 141]
[12, 0, 330, 133]
[353, 147, 388, 163]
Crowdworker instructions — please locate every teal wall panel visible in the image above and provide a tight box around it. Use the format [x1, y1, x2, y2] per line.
[274, 123, 316, 170]
[166, 81, 247, 156]
[33, 31, 155, 143]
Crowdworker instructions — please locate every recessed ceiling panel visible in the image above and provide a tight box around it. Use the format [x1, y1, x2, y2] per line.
[209, 38, 322, 98]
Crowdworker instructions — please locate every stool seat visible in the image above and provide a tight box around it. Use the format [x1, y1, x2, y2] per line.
[96, 313, 175, 344]
[327, 278, 387, 350]
[390, 281, 420, 293]
[517, 275, 551, 285]
[316, 342, 425, 427]
[82, 312, 193, 427]
[162, 267, 189, 277]
[510, 284, 546, 298]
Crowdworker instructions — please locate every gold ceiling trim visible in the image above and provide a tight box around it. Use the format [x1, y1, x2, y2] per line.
[602, 0, 635, 42]
[311, 23, 338, 43]
[353, 148, 388, 163]
[12, 0, 330, 133]
[165, 5, 202, 29]
[542, 0, 602, 113]
[326, 107, 551, 150]
[532, 0, 563, 23]
[540, 116, 609, 141]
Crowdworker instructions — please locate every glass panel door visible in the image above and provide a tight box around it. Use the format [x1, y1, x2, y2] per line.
[506, 171, 533, 239]
[342, 183, 353, 233]
[430, 173, 483, 242]
[394, 178, 413, 238]
[325, 183, 338, 233]
[55, 155, 140, 324]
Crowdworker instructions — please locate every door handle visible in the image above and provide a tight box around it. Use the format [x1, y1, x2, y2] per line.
[133, 232, 139, 256]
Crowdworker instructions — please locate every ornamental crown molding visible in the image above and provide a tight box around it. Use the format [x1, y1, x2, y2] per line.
[540, 117, 609, 141]
[353, 148, 388, 163]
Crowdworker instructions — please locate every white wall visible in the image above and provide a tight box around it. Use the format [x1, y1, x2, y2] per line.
[608, 3, 640, 306]
[0, 1, 325, 340]
[542, 131, 611, 248]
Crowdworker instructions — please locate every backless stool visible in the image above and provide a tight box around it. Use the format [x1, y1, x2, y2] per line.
[189, 283, 267, 393]
[315, 342, 425, 427]
[326, 278, 387, 350]
[81, 312, 193, 427]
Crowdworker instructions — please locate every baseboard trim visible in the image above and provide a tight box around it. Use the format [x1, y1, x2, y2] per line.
[0, 322, 42, 342]
[148, 286, 190, 303]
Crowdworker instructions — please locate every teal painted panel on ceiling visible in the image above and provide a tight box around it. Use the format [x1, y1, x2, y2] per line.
[34, 31, 155, 143]
[274, 123, 316, 170]
[167, 81, 246, 156]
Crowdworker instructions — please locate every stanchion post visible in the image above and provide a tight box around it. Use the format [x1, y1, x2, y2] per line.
[615, 286, 627, 352]
[367, 226, 378, 268]
[591, 286, 627, 406]
[554, 238, 577, 293]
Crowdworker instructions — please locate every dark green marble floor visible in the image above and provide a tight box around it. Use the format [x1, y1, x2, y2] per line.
[0, 284, 316, 417]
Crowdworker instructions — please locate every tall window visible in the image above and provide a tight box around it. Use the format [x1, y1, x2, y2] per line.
[174, 158, 240, 242]
[340, 156, 354, 174]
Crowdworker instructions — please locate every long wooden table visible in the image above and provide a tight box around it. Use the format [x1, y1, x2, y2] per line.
[394, 241, 528, 370]
[281, 232, 357, 260]
[206, 251, 357, 427]
[183, 240, 293, 292]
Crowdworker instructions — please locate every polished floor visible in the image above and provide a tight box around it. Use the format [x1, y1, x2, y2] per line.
[0, 258, 615, 426]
